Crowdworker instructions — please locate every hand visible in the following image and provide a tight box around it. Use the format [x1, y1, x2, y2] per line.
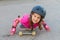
[10, 28, 16, 36]
[45, 25, 50, 32]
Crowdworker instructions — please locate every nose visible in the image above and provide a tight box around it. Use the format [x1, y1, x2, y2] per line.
[34, 17, 37, 21]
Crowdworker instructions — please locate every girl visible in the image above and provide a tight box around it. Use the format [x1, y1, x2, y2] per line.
[10, 6, 50, 35]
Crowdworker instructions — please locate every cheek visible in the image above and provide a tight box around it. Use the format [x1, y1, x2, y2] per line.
[37, 19, 40, 22]
[31, 16, 34, 21]
[32, 16, 35, 20]
[37, 18, 41, 22]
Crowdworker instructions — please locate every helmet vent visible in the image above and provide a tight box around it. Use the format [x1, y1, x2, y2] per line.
[37, 8, 39, 10]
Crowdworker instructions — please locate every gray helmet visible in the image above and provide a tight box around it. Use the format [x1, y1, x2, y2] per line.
[31, 6, 46, 18]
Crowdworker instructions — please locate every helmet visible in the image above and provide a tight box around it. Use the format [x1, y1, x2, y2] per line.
[31, 6, 46, 18]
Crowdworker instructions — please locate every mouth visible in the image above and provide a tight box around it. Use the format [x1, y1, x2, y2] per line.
[33, 20, 37, 23]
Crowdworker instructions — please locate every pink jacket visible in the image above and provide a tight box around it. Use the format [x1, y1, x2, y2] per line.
[14, 14, 39, 29]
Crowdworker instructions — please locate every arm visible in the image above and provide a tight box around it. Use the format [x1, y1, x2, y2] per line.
[12, 18, 19, 28]
[10, 16, 20, 35]
[42, 20, 50, 31]
[12, 15, 20, 28]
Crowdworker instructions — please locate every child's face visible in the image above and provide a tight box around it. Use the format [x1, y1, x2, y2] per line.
[31, 13, 41, 24]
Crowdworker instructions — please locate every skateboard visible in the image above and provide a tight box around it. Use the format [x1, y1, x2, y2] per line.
[19, 28, 36, 36]
[2, 28, 36, 37]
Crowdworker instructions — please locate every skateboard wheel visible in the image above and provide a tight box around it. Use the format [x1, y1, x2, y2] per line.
[19, 32, 23, 36]
[32, 31, 36, 36]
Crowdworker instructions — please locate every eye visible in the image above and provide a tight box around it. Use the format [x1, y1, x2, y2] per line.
[34, 15, 36, 17]
[37, 17, 40, 19]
